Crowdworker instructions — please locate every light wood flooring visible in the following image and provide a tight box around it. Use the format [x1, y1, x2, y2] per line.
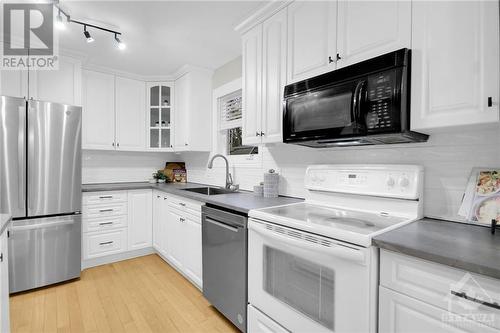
[9, 254, 239, 333]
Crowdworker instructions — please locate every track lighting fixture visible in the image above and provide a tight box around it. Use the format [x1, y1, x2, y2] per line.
[54, 4, 125, 50]
[84, 26, 94, 43]
[115, 34, 126, 50]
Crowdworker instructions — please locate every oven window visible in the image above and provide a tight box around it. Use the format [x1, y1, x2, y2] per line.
[263, 246, 335, 330]
[288, 88, 353, 133]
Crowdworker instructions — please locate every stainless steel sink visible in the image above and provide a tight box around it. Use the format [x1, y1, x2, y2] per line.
[182, 187, 237, 195]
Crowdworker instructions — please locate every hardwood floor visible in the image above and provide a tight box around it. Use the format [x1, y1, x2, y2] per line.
[9, 254, 239, 333]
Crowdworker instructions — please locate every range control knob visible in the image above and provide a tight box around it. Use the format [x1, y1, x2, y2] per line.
[398, 176, 410, 187]
[310, 173, 318, 182]
[386, 177, 395, 187]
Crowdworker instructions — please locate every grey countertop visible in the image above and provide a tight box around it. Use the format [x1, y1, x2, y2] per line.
[373, 218, 500, 280]
[0, 214, 12, 235]
[82, 182, 303, 214]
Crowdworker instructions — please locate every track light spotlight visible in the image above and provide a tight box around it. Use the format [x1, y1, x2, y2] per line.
[55, 10, 66, 30]
[84, 26, 94, 43]
[115, 34, 126, 50]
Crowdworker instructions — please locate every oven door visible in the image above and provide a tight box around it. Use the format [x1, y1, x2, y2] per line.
[283, 79, 367, 143]
[248, 219, 377, 333]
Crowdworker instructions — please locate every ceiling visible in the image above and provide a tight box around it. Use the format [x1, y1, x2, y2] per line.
[57, 1, 263, 77]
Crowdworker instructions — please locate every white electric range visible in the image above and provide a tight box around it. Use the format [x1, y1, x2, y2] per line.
[247, 164, 424, 333]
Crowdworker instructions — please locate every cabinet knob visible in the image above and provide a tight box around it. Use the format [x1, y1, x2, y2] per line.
[0, 253, 3, 262]
[112, 142, 115, 147]
[117, 143, 120, 147]
[260, 131, 265, 136]
[170, 145, 173, 148]
[256, 131, 261, 136]
[185, 143, 188, 146]
[336, 53, 341, 61]
[328, 56, 334, 64]
[488, 97, 493, 107]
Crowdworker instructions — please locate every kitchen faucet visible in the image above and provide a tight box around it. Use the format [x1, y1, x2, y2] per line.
[207, 154, 239, 191]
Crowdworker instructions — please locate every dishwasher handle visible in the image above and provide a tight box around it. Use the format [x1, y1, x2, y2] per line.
[204, 216, 241, 233]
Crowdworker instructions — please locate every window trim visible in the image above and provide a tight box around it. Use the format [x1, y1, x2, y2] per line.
[212, 78, 261, 167]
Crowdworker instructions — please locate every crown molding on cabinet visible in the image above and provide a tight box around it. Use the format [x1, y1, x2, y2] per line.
[234, 1, 291, 34]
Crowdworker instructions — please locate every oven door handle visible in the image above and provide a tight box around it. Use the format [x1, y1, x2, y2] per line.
[250, 222, 366, 264]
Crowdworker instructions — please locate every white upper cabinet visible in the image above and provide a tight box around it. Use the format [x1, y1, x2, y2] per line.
[261, 8, 287, 144]
[411, 0, 500, 132]
[147, 82, 174, 151]
[242, 9, 287, 146]
[115, 76, 146, 151]
[174, 68, 212, 151]
[242, 24, 263, 146]
[127, 190, 152, 251]
[336, 1, 411, 68]
[82, 70, 116, 150]
[29, 55, 82, 106]
[286, 1, 337, 83]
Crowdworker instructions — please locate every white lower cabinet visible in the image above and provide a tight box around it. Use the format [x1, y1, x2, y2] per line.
[379, 286, 498, 333]
[0, 229, 10, 333]
[127, 190, 153, 250]
[248, 305, 288, 333]
[161, 195, 203, 289]
[379, 250, 500, 332]
[84, 229, 128, 259]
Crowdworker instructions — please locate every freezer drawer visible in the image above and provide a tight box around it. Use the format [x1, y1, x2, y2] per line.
[8, 215, 82, 293]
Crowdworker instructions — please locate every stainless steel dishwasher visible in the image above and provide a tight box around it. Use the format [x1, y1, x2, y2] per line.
[202, 205, 247, 332]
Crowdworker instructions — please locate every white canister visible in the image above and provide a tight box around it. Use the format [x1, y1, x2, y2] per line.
[253, 184, 264, 196]
[264, 169, 279, 198]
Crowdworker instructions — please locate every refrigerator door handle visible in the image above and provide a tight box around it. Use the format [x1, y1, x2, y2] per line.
[27, 103, 35, 213]
[18, 104, 25, 210]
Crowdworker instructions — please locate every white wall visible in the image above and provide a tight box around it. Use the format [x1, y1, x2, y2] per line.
[83, 150, 177, 183]
[181, 127, 500, 222]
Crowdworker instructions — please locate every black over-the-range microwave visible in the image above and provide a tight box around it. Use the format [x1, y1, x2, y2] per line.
[282, 48, 429, 147]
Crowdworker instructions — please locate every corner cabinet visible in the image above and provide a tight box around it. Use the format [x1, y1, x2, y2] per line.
[127, 190, 153, 250]
[174, 68, 213, 152]
[147, 83, 174, 151]
[410, 0, 500, 132]
[242, 8, 287, 146]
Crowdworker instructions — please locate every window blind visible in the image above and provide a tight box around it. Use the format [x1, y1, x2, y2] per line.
[219, 90, 242, 130]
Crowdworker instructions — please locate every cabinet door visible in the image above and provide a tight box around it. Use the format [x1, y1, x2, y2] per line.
[261, 9, 287, 144]
[159, 195, 170, 256]
[242, 24, 263, 146]
[0, 231, 9, 333]
[411, 1, 499, 131]
[183, 215, 202, 288]
[336, 1, 410, 68]
[82, 70, 116, 150]
[127, 190, 152, 250]
[147, 83, 174, 151]
[174, 74, 189, 151]
[165, 209, 184, 269]
[115, 77, 146, 151]
[152, 192, 162, 251]
[29, 55, 82, 105]
[379, 286, 498, 333]
[287, 1, 337, 83]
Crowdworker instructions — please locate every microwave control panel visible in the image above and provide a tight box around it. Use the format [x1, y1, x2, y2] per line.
[365, 70, 399, 132]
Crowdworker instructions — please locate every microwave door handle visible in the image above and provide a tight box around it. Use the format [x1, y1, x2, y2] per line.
[353, 80, 367, 126]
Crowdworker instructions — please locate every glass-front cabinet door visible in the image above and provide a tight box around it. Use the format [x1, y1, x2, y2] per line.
[147, 82, 174, 150]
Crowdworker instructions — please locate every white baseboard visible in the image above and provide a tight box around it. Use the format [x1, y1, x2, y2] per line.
[81, 247, 155, 269]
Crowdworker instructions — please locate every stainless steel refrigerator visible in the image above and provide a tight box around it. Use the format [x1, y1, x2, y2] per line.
[0, 96, 82, 293]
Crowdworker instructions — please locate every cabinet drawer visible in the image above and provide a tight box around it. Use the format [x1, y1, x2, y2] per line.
[379, 286, 499, 333]
[168, 195, 203, 216]
[381, 250, 500, 330]
[84, 229, 127, 259]
[83, 215, 127, 233]
[83, 191, 127, 205]
[83, 202, 127, 219]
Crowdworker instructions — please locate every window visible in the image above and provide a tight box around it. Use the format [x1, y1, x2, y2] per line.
[218, 88, 258, 156]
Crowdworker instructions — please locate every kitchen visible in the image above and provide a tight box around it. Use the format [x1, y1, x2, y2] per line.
[0, 1, 499, 333]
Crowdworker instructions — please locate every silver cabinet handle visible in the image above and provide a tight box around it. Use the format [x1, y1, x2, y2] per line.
[99, 241, 114, 246]
[99, 222, 113, 226]
[99, 195, 113, 199]
[179, 203, 186, 207]
[179, 217, 185, 222]
[164, 197, 167, 200]
[99, 209, 113, 213]
[451, 290, 500, 310]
